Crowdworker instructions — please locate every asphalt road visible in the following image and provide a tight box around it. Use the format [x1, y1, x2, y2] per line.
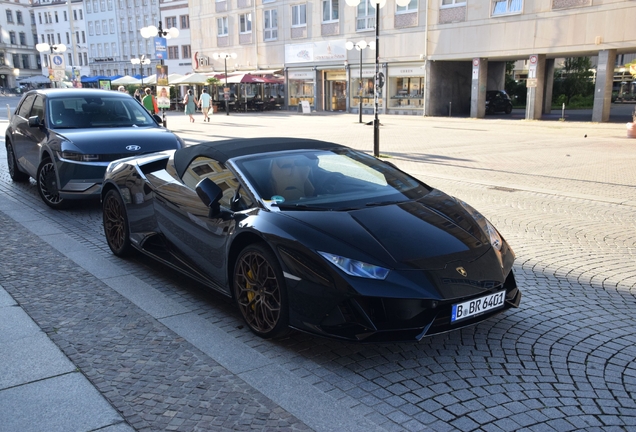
[1, 109, 635, 431]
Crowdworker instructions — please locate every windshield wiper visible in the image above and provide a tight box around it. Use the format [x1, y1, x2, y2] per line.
[272, 203, 329, 211]
[364, 200, 406, 208]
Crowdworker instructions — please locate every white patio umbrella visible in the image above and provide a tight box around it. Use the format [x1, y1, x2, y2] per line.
[170, 73, 213, 85]
[111, 75, 141, 85]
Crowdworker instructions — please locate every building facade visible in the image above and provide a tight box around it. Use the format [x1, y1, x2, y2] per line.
[1, 0, 39, 89]
[187, 0, 636, 120]
[160, 0, 191, 75]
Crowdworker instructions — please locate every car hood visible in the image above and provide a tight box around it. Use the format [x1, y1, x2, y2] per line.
[54, 127, 181, 154]
[280, 190, 492, 271]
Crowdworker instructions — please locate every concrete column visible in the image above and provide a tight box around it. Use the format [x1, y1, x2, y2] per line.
[487, 62, 506, 90]
[525, 54, 546, 120]
[592, 49, 617, 122]
[543, 59, 555, 114]
[470, 58, 488, 118]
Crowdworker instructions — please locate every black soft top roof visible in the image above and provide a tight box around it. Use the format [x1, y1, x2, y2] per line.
[174, 137, 347, 179]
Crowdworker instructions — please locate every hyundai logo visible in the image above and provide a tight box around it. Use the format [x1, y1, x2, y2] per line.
[126, 145, 141, 151]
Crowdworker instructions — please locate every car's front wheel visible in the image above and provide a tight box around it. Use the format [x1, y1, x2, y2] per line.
[5, 139, 29, 182]
[504, 104, 513, 114]
[102, 189, 134, 257]
[37, 157, 67, 209]
[233, 244, 289, 338]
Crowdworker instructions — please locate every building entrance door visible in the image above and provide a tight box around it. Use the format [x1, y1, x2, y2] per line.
[326, 80, 347, 111]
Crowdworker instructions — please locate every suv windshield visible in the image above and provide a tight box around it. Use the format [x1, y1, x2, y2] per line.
[48, 96, 156, 129]
[234, 149, 432, 211]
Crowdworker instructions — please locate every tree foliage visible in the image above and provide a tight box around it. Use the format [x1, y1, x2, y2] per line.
[553, 57, 594, 105]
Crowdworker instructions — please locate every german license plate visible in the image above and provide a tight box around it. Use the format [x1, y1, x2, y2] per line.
[451, 290, 506, 323]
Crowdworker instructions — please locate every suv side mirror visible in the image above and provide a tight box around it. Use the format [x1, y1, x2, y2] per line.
[28, 115, 42, 127]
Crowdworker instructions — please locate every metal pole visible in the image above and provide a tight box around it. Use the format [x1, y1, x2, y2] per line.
[373, 7, 380, 157]
[225, 57, 229, 116]
[359, 47, 363, 124]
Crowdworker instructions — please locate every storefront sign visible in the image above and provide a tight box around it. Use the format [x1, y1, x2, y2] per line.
[288, 69, 314, 80]
[387, 65, 425, 77]
[194, 52, 211, 70]
[325, 71, 346, 80]
[285, 40, 347, 64]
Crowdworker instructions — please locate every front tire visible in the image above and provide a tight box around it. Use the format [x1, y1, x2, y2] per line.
[37, 158, 67, 209]
[102, 189, 134, 257]
[504, 104, 513, 114]
[233, 244, 289, 339]
[6, 139, 29, 182]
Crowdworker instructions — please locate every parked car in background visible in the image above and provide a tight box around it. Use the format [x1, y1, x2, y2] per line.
[101, 137, 521, 342]
[5, 88, 184, 209]
[486, 90, 514, 114]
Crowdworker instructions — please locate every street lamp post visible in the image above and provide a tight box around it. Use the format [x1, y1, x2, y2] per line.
[212, 52, 237, 116]
[139, 21, 179, 127]
[36, 43, 67, 88]
[346, 40, 375, 124]
[130, 55, 151, 87]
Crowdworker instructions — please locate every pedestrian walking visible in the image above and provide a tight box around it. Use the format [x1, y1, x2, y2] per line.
[118, 85, 127, 93]
[142, 88, 158, 114]
[198, 88, 212, 122]
[134, 89, 142, 103]
[184, 89, 198, 123]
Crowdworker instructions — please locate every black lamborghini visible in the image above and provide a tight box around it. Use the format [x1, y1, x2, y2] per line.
[101, 138, 521, 342]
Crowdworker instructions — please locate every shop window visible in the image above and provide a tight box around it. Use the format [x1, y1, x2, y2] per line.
[322, 0, 338, 22]
[492, 0, 522, 15]
[389, 76, 424, 109]
[356, 0, 375, 31]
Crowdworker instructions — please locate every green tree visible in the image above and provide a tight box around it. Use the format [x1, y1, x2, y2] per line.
[553, 57, 594, 105]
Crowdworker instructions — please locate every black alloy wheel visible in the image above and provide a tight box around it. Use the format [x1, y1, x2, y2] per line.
[6, 140, 29, 182]
[36, 158, 67, 209]
[233, 244, 289, 339]
[103, 189, 133, 257]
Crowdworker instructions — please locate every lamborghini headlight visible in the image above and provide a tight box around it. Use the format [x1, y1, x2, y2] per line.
[458, 200, 503, 252]
[318, 252, 389, 280]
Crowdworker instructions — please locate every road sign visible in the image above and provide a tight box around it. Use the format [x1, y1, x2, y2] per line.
[50, 54, 65, 70]
[53, 70, 65, 82]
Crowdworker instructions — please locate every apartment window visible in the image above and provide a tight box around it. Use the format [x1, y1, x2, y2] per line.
[356, 0, 375, 30]
[108, 0, 113, 9]
[16, 11, 23, 24]
[87, 2, 92, 13]
[55, 11, 59, 23]
[57, 33, 61, 44]
[180, 15, 189, 29]
[88, 22, 94, 36]
[292, 4, 306, 27]
[492, 0, 522, 15]
[90, 44, 96, 57]
[109, 19, 115, 33]
[397, 0, 417, 12]
[264, 9, 277, 40]
[21, 54, 29, 69]
[217, 17, 228, 36]
[67, 53, 72, 65]
[97, 43, 103, 57]
[239, 13, 252, 33]
[76, 31, 80, 43]
[12, 54, 19, 68]
[111, 42, 117, 56]
[38, 13, 42, 24]
[95, 21, 101, 35]
[100, 0, 105, 11]
[73, 9, 77, 20]
[9, 31, 15, 45]
[79, 9, 83, 19]
[0, 53, 4, 66]
[30, 12, 35, 25]
[66, 32, 70, 44]
[6, 10, 13, 23]
[323, 0, 339, 22]
[104, 44, 110, 56]
[79, 54, 83, 66]
[64, 11, 68, 21]
[82, 31, 86, 42]
[168, 46, 179, 59]
[83, 53, 88, 64]
[19, 32, 26, 45]
[166, 16, 176, 28]
[33, 33, 38, 45]
[182, 45, 191, 59]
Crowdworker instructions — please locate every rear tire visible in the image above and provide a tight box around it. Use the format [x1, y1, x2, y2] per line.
[102, 189, 134, 257]
[233, 244, 290, 339]
[6, 139, 29, 182]
[37, 158, 68, 209]
[504, 104, 513, 114]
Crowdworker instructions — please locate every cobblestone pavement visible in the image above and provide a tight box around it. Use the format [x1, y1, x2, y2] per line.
[1, 112, 635, 431]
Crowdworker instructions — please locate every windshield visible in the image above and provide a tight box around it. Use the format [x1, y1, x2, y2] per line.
[48, 96, 156, 129]
[233, 149, 431, 211]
